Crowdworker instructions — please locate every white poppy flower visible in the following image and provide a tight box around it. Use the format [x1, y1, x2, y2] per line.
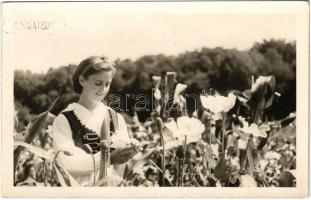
[251, 76, 274, 93]
[200, 93, 236, 113]
[152, 76, 162, 100]
[238, 116, 249, 128]
[164, 116, 205, 144]
[256, 159, 269, 172]
[152, 76, 161, 88]
[238, 123, 269, 138]
[110, 135, 127, 149]
[164, 119, 180, 139]
[173, 83, 187, 104]
[240, 174, 257, 187]
[210, 143, 219, 158]
[154, 88, 161, 100]
[177, 116, 205, 142]
[264, 151, 282, 160]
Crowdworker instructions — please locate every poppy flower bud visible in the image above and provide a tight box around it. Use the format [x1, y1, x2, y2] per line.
[83, 144, 93, 154]
[176, 146, 184, 159]
[196, 149, 201, 157]
[156, 117, 164, 130]
[227, 146, 236, 157]
[63, 150, 73, 156]
[99, 139, 109, 150]
[152, 76, 161, 89]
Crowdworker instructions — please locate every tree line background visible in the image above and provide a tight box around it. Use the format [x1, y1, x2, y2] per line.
[14, 39, 296, 130]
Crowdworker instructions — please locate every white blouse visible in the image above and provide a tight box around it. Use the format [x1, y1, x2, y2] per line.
[52, 102, 130, 186]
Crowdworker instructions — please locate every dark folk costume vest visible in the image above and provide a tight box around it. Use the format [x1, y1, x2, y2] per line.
[62, 109, 118, 154]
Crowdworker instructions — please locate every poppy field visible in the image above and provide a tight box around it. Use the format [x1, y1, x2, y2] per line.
[13, 72, 296, 187]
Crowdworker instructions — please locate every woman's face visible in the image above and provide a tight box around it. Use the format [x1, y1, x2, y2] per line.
[79, 70, 113, 102]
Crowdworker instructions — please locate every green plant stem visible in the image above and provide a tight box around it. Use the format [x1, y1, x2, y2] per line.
[99, 114, 111, 187]
[161, 132, 165, 187]
[180, 135, 187, 187]
[91, 154, 96, 186]
[208, 119, 212, 175]
[222, 112, 226, 154]
[52, 150, 63, 166]
[161, 154, 165, 186]
[148, 159, 163, 173]
[43, 159, 47, 186]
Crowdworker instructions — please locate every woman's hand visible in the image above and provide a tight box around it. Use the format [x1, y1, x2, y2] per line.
[110, 146, 138, 165]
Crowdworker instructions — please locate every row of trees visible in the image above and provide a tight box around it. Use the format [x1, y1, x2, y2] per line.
[14, 39, 296, 129]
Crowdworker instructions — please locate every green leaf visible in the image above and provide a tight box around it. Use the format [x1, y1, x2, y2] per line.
[249, 76, 276, 123]
[94, 175, 123, 186]
[53, 162, 79, 187]
[14, 97, 61, 171]
[14, 141, 54, 161]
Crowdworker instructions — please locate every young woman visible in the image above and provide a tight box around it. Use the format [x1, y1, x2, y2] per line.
[52, 56, 137, 186]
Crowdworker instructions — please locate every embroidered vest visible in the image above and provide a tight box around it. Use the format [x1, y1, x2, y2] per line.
[62, 109, 118, 154]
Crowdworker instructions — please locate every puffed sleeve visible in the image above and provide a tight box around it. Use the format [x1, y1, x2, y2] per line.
[52, 114, 101, 175]
[111, 113, 130, 176]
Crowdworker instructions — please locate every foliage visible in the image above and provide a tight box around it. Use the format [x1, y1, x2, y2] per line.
[14, 39, 295, 124]
[13, 73, 296, 187]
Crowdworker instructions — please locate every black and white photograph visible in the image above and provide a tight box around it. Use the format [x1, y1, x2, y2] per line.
[1, 1, 309, 198]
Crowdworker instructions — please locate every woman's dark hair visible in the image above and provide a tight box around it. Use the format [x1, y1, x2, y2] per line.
[72, 56, 116, 94]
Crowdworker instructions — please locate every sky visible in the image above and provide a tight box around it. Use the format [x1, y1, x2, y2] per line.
[3, 2, 296, 73]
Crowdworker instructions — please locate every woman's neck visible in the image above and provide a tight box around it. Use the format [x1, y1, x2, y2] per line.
[78, 94, 98, 112]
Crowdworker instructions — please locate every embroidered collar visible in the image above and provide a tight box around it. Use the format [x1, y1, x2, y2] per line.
[62, 102, 108, 132]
